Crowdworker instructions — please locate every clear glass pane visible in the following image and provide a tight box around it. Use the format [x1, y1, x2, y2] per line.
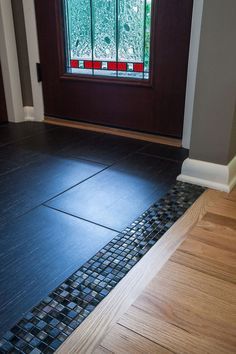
[144, 0, 152, 73]
[64, 0, 153, 80]
[66, 0, 92, 60]
[92, 0, 116, 61]
[118, 0, 145, 63]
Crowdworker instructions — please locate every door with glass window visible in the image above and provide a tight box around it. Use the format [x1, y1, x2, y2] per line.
[35, 0, 193, 137]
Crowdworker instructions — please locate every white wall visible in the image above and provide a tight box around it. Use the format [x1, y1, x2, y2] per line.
[189, 0, 236, 164]
[182, 0, 204, 149]
[0, 0, 24, 122]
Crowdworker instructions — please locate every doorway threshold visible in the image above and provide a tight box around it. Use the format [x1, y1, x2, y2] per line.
[44, 116, 182, 148]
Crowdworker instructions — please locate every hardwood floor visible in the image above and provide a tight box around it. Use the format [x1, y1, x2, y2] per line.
[58, 188, 236, 353]
[0, 122, 187, 337]
[96, 190, 236, 354]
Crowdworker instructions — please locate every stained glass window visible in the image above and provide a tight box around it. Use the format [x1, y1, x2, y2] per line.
[63, 0, 153, 80]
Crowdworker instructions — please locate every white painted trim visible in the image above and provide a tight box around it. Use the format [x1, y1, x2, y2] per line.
[0, 0, 24, 123]
[177, 156, 236, 192]
[182, 0, 204, 149]
[228, 155, 236, 192]
[24, 106, 35, 121]
[22, 0, 44, 122]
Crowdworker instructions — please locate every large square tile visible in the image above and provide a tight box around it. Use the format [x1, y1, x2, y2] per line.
[14, 126, 147, 165]
[0, 122, 55, 147]
[0, 155, 105, 224]
[46, 153, 181, 231]
[0, 206, 117, 336]
[141, 143, 189, 162]
[60, 131, 148, 165]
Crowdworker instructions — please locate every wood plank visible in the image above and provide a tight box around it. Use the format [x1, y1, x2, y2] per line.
[142, 275, 236, 327]
[96, 324, 172, 354]
[190, 213, 236, 253]
[171, 249, 236, 284]
[45, 117, 182, 147]
[134, 285, 236, 347]
[178, 238, 236, 268]
[119, 305, 235, 354]
[56, 189, 220, 354]
[224, 188, 236, 202]
[158, 261, 236, 305]
[199, 212, 236, 233]
[94, 346, 112, 354]
[207, 197, 236, 220]
[172, 235, 236, 284]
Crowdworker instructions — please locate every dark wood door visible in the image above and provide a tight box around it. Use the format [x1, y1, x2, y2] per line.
[0, 63, 8, 123]
[35, 0, 193, 138]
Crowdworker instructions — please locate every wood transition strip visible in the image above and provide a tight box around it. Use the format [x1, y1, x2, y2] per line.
[44, 116, 182, 147]
[56, 188, 223, 354]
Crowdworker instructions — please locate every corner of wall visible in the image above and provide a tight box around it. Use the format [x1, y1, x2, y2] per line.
[182, 0, 204, 149]
[22, 0, 44, 122]
[24, 106, 40, 121]
[0, 0, 24, 123]
[177, 155, 236, 192]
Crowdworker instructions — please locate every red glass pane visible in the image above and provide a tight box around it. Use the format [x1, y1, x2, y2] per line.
[108, 62, 117, 70]
[133, 63, 144, 72]
[93, 61, 102, 69]
[118, 62, 127, 71]
[70, 60, 79, 68]
[84, 61, 93, 69]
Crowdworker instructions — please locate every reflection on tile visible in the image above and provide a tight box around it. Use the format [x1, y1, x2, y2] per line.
[0, 206, 117, 336]
[0, 155, 105, 224]
[46, 153, 182, 231]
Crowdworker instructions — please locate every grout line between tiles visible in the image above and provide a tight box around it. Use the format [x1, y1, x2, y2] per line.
[43, 204, 122, 234]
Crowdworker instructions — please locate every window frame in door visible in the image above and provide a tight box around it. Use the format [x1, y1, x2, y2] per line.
[54, 0, 158, 87]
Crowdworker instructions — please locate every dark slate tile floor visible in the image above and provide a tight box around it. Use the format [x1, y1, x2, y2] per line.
[13, 126, 147, 166]
[0, 122, 195, 353]
[0, 207, 117, 336]
[46, 153, 182, 231]
[0, 122, 55, 148]
[0, 155, 105, 224]
[141, 142, 189, 161]
[59, 130, 147, 165]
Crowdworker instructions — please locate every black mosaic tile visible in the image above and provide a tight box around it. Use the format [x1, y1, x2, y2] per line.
[0, 182, 204, 354]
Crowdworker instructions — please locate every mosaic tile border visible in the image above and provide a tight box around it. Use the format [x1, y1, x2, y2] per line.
[0, 182, 205, 354]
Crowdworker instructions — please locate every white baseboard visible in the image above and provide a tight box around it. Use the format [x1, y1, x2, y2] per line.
[24, 106, 35, 121]
[23, 106, 44, 122]
[177, 156, 236, 192]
